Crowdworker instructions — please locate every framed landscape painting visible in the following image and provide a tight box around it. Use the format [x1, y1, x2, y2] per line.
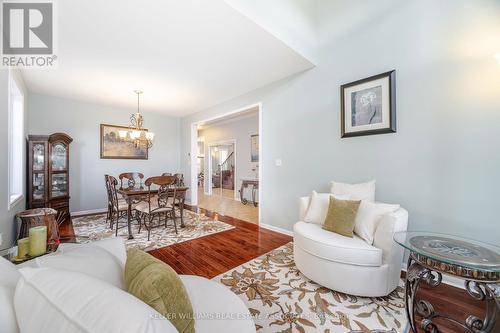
[340, 70, 396, 138]
[100, 124, 148, 159]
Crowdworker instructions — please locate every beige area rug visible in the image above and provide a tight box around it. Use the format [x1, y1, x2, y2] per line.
[72, 210, 234, 251]
[213, 242, 407, 333]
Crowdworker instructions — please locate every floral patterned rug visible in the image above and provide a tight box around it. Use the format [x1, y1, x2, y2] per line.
[214, 242, 407, 333]
[72, 211, 234, 251]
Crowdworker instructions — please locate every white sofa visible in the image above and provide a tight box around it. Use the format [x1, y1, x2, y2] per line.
[294, 196, 408, 297]
[0, 238, 255, 333]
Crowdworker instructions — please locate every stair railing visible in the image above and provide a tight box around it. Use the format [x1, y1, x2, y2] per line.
[218, 152, 234, 190]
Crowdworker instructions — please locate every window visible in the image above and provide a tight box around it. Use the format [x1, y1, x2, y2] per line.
[8, 72, 24, 209]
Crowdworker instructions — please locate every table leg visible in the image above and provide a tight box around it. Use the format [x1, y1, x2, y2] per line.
[127, 200, 134, 240]
[252, 184, 258, 207]
[179, 195, 186, 228]
[240, 183, 248, 205]
[405, 254, 500, 333]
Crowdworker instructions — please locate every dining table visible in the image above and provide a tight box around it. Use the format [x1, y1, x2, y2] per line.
[116, 184, 189, 239]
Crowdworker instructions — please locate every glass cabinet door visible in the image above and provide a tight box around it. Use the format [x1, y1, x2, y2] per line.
[51, 143, 67, 171]
[32, 143, 46, 202]
[32, 173, 45, 200]
[51, 173, 68, 197]
[33, 143, 45, 171]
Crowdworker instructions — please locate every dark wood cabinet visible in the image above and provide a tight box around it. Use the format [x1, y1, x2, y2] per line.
[27, 133, 73, 225]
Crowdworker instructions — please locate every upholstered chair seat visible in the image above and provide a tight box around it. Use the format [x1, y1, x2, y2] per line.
[135, 201, 173, 214]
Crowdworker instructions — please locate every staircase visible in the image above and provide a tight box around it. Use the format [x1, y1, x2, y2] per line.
[212, 152, 234, 190]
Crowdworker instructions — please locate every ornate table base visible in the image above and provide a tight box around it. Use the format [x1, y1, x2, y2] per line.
[239, 179, 258, 207]
[405, 253, 500, 332]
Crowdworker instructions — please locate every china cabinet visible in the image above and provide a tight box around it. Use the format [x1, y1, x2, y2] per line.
[27, 133, 73, 225]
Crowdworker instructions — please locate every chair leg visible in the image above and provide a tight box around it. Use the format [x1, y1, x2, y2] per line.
[115, 211, 119, 237]
[138, 213, 143, 233]
[147, 215, 152, 241]
[107, 205, 113, 229]
[171, 209, 178, 234]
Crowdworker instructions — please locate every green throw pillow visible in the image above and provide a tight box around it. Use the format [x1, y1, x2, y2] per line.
[125, 248, 195, 333]
[322, 196, 361, 237]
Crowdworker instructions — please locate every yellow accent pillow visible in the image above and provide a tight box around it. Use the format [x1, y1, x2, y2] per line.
[322, 196, 361, 237]
[125, 248, 195, 333]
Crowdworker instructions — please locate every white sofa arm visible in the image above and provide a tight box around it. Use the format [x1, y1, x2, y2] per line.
[373, 208, 408, 260]
[298, 196, 311, 221]
[373, 208, 408, 290]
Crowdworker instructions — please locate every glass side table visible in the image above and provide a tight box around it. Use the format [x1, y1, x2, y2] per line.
[394, 232, 500, 333]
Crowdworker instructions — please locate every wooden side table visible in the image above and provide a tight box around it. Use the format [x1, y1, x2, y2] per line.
[394, 232, 500, 332]
[16, 208, 59, 246]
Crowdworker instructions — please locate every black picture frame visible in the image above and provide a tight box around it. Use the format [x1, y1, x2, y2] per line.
[340, 70, 396, 138]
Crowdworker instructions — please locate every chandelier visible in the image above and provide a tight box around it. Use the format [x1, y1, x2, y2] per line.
[118, 90, 155, 148]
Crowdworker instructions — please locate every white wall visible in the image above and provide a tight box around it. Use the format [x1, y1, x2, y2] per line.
[181, 0, 500, 245]
[0, 69, 29, 251]
[198, 113, 259, 195]
[28, 94, 181, 213]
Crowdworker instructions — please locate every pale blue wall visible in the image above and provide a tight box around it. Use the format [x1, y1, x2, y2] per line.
[28, 94, 181, 213]
[181, 0, 500, 245]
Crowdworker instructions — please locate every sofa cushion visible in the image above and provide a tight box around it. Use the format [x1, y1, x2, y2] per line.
[0, 257, 21, 333]
[330, 180, 376, 202]
[180, 275, 256, 333]
[125, 248, 194, 333]
[32, 243, 125, 289]
[57, 237, 127, 268]
[303, 191, 350, 224]
[294, 221, 382, 266]
[354, 201, 400, 245]
[14, 267, 177, 333]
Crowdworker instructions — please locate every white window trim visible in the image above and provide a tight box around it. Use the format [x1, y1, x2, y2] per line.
[7, 70, 24, 211]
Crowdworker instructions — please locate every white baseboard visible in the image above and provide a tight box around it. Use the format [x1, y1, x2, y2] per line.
[71, 208, 107, 217]
[260, 223, 294, 236]
[401, 263, 464, 290]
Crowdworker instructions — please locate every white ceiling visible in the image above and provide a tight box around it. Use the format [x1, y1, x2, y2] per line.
[22, 0, 314, 116]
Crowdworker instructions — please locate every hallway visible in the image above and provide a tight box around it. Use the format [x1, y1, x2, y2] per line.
[197, 187, 258, 224]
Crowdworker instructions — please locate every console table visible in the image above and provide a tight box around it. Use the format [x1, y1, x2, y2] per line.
[239, 178, 258, 207]
[394, 232, 500, 333]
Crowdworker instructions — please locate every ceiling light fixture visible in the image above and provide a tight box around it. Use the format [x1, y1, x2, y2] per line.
[118, 90, 155, 148]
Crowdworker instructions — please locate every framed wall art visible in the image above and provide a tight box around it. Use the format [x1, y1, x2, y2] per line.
[250, 134, 259, 162]
[340, 70, 396, 138]
[100, 124, 148, 159]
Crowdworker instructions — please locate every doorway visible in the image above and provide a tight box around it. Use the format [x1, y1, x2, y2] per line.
[208, 141, 235, 199]
[190, 103, 261, 224]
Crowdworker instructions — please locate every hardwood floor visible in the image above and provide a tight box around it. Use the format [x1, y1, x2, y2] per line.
[149, 206, 290, 279]
[61, 208, 498, 333]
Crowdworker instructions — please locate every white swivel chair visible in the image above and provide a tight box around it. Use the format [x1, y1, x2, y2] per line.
[293, 196, 408, 297]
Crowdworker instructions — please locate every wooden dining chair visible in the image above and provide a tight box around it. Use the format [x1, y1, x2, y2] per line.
[135, 175, 177, 241]
[119, 172, 144, 188]
[105, 175, 130, 235]
[173, 173, 185, 187]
